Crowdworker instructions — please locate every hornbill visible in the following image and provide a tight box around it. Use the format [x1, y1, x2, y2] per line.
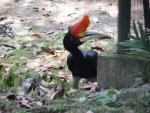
[63, 15, 111, 89]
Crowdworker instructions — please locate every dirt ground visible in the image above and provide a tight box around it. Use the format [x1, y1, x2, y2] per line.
[0, 0, 145, 39]
[0, 0, 118, 39]
[0, 0, 143, 37]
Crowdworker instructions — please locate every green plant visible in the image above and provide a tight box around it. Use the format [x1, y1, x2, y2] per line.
[120, 21, 150, 83]
[119, 21, 150, 57]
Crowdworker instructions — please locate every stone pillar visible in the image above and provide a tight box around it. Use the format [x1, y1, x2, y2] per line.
[97, 54, 149, 89]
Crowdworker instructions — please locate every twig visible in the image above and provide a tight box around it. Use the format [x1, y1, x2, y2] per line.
[0, 44, 16, 49]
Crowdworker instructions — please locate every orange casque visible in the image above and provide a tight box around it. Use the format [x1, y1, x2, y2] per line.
[70, 15, 90, 38]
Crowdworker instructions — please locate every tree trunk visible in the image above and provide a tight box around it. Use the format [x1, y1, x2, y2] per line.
[143, 0, 150, 30]
[117, 0, 131, 54]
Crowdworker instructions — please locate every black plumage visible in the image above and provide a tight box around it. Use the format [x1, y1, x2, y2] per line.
[63, 30, 97, 88]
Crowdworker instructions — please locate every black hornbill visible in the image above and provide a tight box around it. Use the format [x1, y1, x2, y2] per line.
[63, 15, 110, 88]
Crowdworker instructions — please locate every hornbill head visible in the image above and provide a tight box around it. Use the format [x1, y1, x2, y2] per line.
[63, 15, 111, 52]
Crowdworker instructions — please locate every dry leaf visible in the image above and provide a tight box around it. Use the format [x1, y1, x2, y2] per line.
[58, 71, 68, 81]
[67, 88, 78, 95]
[0, 16, 7, 21]
[35, 101, 43, 106]
[31, 33, 43, 38]
[47, 65, 56, 71]
[80, 83, 97, 92]
[18, 96, 31, 108]
[50, 83, 64, 100]
[33, 7, 39, 12]
[41, 47, 55, 55]
[7, 92, 16, 100]
[58, 60, 65, 69]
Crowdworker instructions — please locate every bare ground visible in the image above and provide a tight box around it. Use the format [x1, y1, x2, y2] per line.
[0, 0, 118, 38]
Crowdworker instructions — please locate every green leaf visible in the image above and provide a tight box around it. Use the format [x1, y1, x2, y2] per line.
[119, 21, 150, 57]
[119, 40, 144, 48]
[125, 48, 150, 53]
[107, 87, 120, 95]
[97, 93, 117, 105]
[124, 48, 150, 57]
[138, 21, 149, 50]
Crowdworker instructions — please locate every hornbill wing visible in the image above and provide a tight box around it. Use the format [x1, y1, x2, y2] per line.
[67, 54, 74, 72]
[84, 50, 98, 73]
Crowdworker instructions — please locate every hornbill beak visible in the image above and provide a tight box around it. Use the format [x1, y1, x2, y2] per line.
[79, 30, 111, 43]
[70, 15, 112, 43]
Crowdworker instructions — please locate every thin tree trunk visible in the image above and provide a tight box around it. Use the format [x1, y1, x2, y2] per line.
[117, 0, 131, 54]
[143, 0, 150, 30]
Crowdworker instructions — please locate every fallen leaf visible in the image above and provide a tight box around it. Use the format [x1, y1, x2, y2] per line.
[17, 87, 25, 96]
[31, 33, 43, 38]
[58, 60, 65, 69]
[50, 90, 63, 100]
[18, 96, 31, 108]
[68, 13, 76, 16]
[0, 16, 7, 21]
[67, 88, 78, 95]
[46, 30, 54, 35]
[35, 101, 43, 106]
[47, 65, 56, 71]
[80, 83, 97, 92]
[41, 80, 49, 87]
[33, 7, 39, 12]
[23, 78, 37, 93]
[50, 82, 64, 99]
[80, 84, 93, 90]
[7, 92, 16, 100]
[58, 71, 68, 81]
[42, 8, 45, 10]
[41, 47, 55, 55]
[18, 90, 25, 96]
[39, 85, 51, 94]
[43, 13, 50, 17]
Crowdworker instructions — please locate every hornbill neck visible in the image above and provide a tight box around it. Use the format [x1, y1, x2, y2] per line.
[63, 32, 84, 58]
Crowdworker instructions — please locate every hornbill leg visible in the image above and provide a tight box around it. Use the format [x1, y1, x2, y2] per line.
[73, 76, 80, 89]
[86, 77, 97, 82]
